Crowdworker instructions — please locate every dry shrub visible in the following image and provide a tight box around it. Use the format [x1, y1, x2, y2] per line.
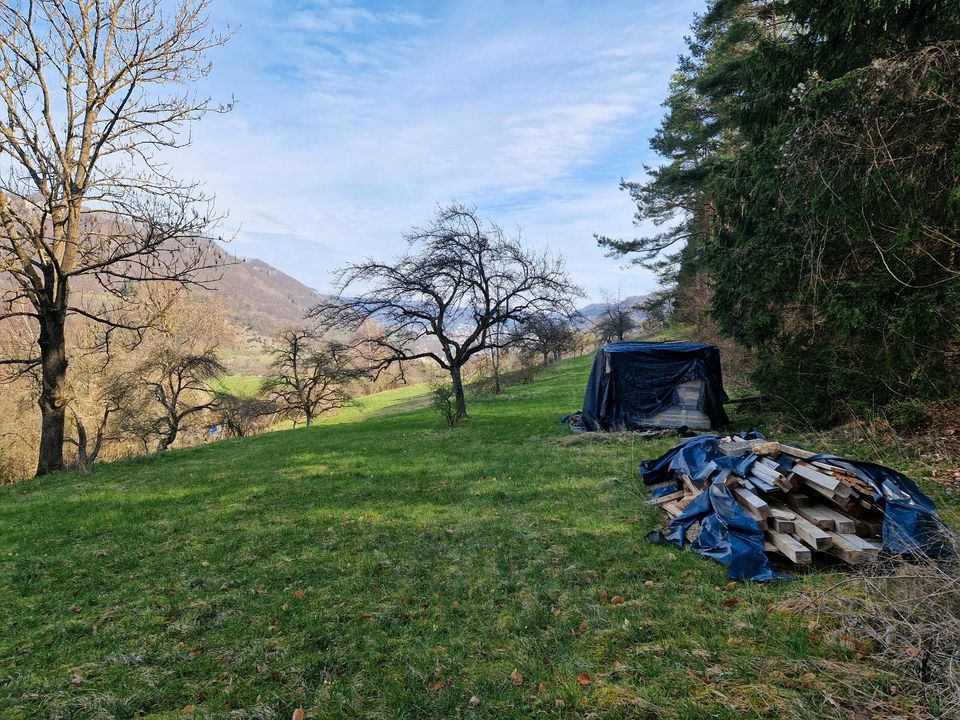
[793, 534, 960, 719]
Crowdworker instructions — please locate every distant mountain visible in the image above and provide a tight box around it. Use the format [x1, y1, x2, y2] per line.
[576, 294, 650, 323]
[205, 247, 324, 335]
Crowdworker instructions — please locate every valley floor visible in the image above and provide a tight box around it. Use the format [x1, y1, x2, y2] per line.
[0, 355, 956, 719]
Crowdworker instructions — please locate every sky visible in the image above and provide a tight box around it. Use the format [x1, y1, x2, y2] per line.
[180, 0, 703, 302]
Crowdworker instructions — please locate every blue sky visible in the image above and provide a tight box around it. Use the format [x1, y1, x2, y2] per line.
[180, 0, 703, 301]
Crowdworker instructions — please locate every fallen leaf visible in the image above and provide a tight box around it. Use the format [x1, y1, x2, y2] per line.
[292, 709, 305, 720]
[598, 590, 608, 604]
[611, 595, 624, 605]
[612, 660, 626, 671]
[293, 589, 305, 599]
[666, 552, 677, 561]
[724, 581, 737, 590]
[180, 705, 195, 716]
[428, 679, 444, 692]
[644, 580, 655, 588]
[552, 608, 562, 617]
[469, 695, 481, 707]
[537, 682, 547, 693]
[189, 646, 204, 659]
[575, 619, 588, 635]
[509, 668, 524, 685]
[722, 597, 739, 608]
[577, 672, 591, 686]
[903, 646, 921, 658]
[201, 561, 210, 568]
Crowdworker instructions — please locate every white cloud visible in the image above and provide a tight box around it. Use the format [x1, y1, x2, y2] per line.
[177, 0, 701, 300]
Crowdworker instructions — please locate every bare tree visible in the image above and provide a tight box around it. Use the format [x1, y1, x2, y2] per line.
[0, 1, 228, 475]
[213, 393, 277, 438]
[261, 328, 366, 427]
[511, 313, 578, 365]
[135, 349, 225, 451]
[314, 205, 582, 420]
[592, 295, 639, 344]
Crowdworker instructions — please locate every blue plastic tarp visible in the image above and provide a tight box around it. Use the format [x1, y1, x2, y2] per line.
[643, 433, 954, 581]
[581, 342, 729, 432]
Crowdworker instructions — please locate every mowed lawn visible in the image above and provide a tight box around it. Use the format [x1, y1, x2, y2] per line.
[0, 355, 925, 719]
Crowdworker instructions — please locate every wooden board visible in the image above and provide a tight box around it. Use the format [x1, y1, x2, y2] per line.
[784, 498, 836, 530]
[810, 504, 856, 534]
[778, 443, 817, 460]
[651, 490, 685, 505]
[765, 530, 812, 564]
[827, 532, 877, 564]
[767, 517, 795, 533]
[790, 515, 833, 550]
[732, 487, 771, 521]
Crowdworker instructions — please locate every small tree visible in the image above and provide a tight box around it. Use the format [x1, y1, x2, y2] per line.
[214, 393, 278, 438]
[135, 349, 225, 451]
[592, 296, 638, 344]
[511, 313, 578, 365]
[315, 205, 581, 420]
[261, 328, 365, 427]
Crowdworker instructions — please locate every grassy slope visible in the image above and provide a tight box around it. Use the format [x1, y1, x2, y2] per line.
[0, 355, 940, 720]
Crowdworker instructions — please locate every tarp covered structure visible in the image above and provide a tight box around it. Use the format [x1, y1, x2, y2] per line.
[580, 341, 729, 431]
[643, 432, 955, 581]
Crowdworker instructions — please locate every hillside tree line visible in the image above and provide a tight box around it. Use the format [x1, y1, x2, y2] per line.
[600, 0, 960, 423]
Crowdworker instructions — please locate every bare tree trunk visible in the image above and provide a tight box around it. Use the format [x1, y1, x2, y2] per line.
[158, 425, 178, 452]
[304, 409, 314, 427]
[450, 365, 467, 419]
[36, 310, 68, 476]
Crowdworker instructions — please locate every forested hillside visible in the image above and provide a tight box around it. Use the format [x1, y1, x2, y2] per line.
[600, 0, 960, 423]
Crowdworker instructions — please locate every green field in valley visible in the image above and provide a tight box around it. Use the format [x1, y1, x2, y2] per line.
[0, 353, 954, 719]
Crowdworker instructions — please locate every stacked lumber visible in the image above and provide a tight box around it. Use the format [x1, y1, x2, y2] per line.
[652, 438, 884, 566]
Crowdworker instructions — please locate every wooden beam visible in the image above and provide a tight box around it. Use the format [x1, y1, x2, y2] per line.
[765, 531, 812, 564]
[651, 490, 685, 506]
[810, 505, 856, 534]
[790, 515, 833, 550]
[732, 487, 771, 522]
[767, 517, 795, 533]
[778, 443, 817, 460]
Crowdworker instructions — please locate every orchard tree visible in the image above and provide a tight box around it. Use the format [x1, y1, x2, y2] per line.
[261, 328, 366, 427]
[511, 313, 577, 365]
[0, 1, 228, 475]
[315, 205, 581, 420]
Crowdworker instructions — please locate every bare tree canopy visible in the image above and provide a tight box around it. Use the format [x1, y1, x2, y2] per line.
[511, 312, 578, 365]
[0, 1, 229, 474]
[592, 297, 639, 344]
[314, 204, 581, 419]
[261, 327, 367, 427]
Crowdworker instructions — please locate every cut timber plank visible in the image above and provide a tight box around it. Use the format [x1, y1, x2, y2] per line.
[838, 533, 881, 555]
[680, 474, 699, 495]
[791, 515, 833, 550]
[662, 501, 684, 518]
[652, 490, 685, 505]
[763, 540, 781, 554]
[746, 473, 777, 493]
[732, 487, 771, 522]
[789, 492, 812, 507]
[770, 507, 796, 521]
[767, 517, 795, 533]
[792, 463, 849, 496]
[676, 492, 699, 511]
[827, 532, 876, 564]
[785, 498, 836, 530]
[766, 531, 812, 564]
[811, 505, 856, 534]
[718, 439, 767, 456]
[778, 443, 817, 460]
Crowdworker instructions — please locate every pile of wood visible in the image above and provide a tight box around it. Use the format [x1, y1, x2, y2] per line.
[652, 438, 884, 565]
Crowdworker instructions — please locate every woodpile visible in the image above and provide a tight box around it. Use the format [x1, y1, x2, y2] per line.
[653, 438, 884, 565]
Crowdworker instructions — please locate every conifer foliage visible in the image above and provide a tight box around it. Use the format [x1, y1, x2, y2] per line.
[602, 0, 960, 422]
